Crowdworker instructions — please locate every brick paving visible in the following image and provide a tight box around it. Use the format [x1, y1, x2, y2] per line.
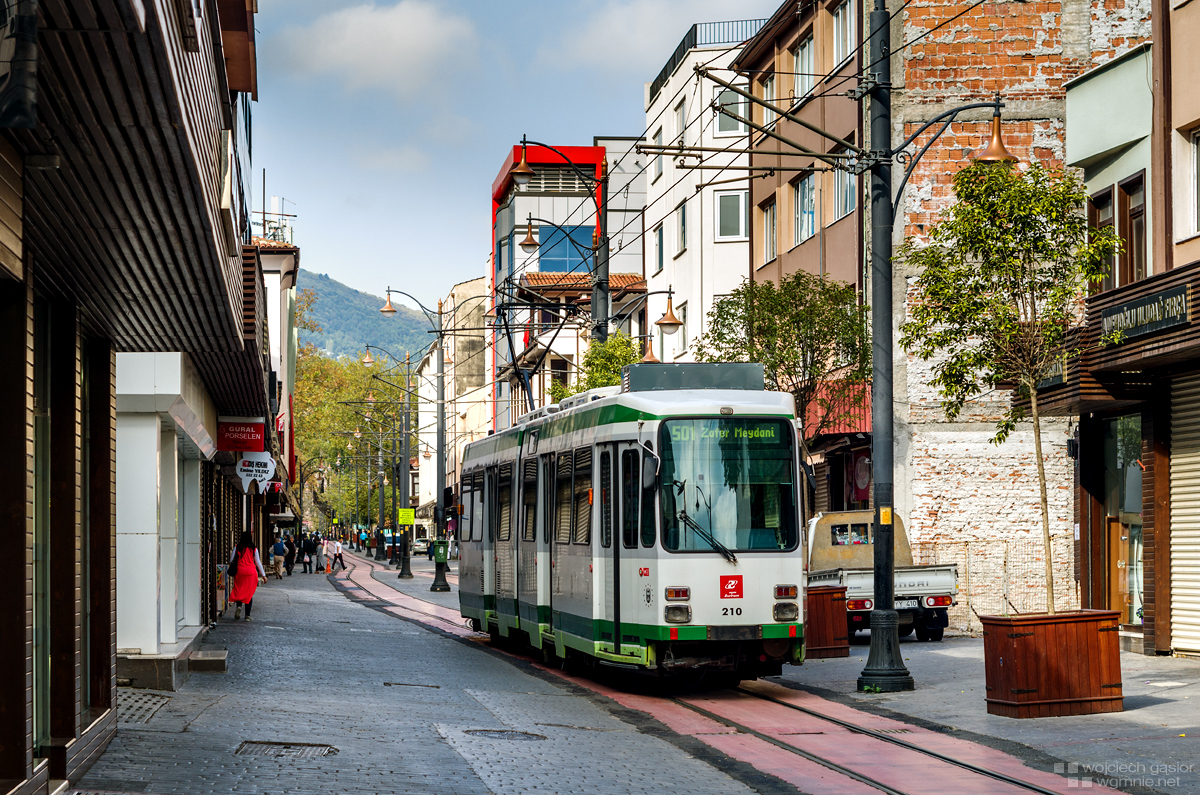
[72, 555, 761, 795]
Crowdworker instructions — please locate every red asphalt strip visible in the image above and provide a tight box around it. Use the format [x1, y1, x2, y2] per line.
[336, 551, 1120, 795]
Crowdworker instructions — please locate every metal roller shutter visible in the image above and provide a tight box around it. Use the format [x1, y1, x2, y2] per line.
[1170, 374, 1200, 653]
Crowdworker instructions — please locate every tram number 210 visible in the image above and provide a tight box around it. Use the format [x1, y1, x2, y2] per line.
[722, 607, 743, 616]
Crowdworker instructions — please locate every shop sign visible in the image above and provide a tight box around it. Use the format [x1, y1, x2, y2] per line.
[218, 418, 265, 452]
[398, 508, 415, 526]
[1037, 355, 1067, 389]
[237, 451, 276, 493]
[1100, 284, 1190, 342]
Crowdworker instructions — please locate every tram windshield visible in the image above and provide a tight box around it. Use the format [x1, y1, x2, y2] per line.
[659, 418, 798, 553]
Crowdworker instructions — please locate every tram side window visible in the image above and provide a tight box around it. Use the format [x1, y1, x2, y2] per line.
[640, 443, 656, 548]
[599, 451, 612, 548]
[573, 448, 592, 545]
[471, 473, 484, 542]
[521, 459, 538, 542]
[555, 453, 573, 544]
[486, 467, 497, 543]
[621, 449, 639, 549]
[498, 464, 513, 542]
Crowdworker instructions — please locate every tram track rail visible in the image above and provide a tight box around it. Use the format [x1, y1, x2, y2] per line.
[665, 687, 1078, 795]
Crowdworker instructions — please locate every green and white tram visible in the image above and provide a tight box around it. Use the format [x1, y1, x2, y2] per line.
[458, 363, 805, 679]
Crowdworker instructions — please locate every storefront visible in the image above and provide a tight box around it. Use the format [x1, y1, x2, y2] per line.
[1039, 260, 1200, 655]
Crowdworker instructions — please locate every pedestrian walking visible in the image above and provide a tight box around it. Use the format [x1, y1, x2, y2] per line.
[270, 535, 286, 579]
[302, 533, 316, 574]
[284, 534, 297, 576]
[359, 529, 367, 551]
[331, 539, 346, 572]
[427, 535, 435, 561]
[228, 531, 266, 621]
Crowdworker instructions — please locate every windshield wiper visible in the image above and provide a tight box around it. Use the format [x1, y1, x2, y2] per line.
[678, 508, 737, 563]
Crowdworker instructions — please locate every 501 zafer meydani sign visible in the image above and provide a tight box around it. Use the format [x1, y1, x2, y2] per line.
[1101, 284, 1190, 341]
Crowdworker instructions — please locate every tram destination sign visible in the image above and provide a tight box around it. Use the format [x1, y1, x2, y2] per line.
[1100, 284, 1190, 341]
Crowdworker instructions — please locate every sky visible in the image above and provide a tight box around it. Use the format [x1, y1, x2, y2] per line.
[253, 0, 781, 309]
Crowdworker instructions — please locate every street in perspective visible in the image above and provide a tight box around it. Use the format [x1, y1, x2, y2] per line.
[3, 2, 1197, 795]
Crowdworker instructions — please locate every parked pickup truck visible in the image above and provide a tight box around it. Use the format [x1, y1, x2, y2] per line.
[807, 510, 958, 641]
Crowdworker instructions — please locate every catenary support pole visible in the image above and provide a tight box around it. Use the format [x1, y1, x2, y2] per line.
[859, 0, 914, 693]
[399, 359, 414, 579]
[591, 159, 610, 343]
[431, 304, 451, 592]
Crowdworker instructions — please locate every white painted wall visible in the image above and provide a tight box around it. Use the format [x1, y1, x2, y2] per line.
[116, 414, 161, 655]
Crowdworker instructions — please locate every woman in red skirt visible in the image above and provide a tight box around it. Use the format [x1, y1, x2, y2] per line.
[229, 531, 267, 620]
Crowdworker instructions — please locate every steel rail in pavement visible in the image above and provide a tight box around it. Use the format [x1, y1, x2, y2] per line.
[734, 687, 1066, 795]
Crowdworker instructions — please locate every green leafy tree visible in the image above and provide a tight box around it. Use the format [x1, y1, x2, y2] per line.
[693, 271, 870, 524]
[898, 162, 1120, 614]
[549, 330, 640, 403]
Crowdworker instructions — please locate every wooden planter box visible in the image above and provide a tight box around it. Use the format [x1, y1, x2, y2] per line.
[805, 585, 849, 658]
[981, 610, 1123, 718]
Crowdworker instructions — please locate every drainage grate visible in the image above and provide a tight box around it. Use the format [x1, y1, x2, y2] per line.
[384, 682, 440, 689]
[116, 690, 171, 724]
[235, 741, 338, 758]
[875, 728, 913, 734]
[463, 729, 546, 741]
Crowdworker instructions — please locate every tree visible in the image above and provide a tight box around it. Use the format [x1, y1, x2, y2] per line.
[693, 271, 870, 524]
[549, 329, 640, 403]
[898, 161, 1119, 614]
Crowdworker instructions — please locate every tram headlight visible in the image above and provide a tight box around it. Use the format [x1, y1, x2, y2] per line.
[664, 604, 692, 624]
[773, 602, 799, 622]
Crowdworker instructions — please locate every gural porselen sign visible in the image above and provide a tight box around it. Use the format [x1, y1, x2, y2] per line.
[1101, 284, 1190, 342]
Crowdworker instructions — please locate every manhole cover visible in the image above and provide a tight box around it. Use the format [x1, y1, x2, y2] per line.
[235, 741, 338, 758]
[463, 729, 546, 741]
[116, 690, 171, 724]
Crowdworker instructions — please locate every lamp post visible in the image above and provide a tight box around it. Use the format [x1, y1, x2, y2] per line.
[857, 4, 1015, 693]
[379, 289, 451, 592]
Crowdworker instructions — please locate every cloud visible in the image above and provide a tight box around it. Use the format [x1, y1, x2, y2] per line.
[272, 1, 476, 103]
[540, 0, 781, 75]
[357, 143, 431, 172]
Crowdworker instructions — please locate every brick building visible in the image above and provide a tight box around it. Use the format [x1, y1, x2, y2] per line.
[733, 0, 1152, 630]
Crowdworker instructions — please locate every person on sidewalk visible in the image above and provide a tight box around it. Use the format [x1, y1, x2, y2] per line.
[284, 534, 297, 576]
[331, 539, 346, 573]
[229, 531, 267, 621]
[301, 533, 316, 574]
[315, 534, 328, 573]
[270, 535, 286, 579]
[358, 529, 366, 552]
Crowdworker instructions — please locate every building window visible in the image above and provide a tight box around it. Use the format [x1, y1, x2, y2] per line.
[715, 87, 747, 135]
[762, 74, 776, 128]
[538, 225, 593, 273]
[674, 99, 686, 143]
[654, 224, 664, 273]
[794, 36, 814, 100]
[1090, 187, 1116, 292]
[834, 160, 855, 221]
[794, 173, 816, 245]
[833, 1, 856, 66]
[653, 128, 663, 180]
[763, 201, 777, 263]
[715, 190, 748, 240]
[677, 303, 688, 354]
[1193, 129, 1200, 234]
[1119, 173, 1146, 286]
[676, 201, 687, 255]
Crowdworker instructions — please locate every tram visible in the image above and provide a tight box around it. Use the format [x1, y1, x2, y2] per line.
[457, 363, 806, 680]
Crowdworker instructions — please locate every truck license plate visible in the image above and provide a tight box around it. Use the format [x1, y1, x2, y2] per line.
[895, 599, 919, 610]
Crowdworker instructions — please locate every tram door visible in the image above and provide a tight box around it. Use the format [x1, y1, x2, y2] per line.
[542, 453, 556, 629]
[598, 447, 615, 652]
[615, 444, 642, 655]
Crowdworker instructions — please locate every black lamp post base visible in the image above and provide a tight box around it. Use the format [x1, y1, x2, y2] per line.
[398, 552, 413, 579]
[430, 562, 451, 592]
[857, 609, 914, 692]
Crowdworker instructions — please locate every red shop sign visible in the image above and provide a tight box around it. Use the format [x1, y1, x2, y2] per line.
[218, 420, 265, 452]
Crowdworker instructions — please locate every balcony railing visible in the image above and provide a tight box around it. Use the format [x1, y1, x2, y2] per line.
[649, 19, 768, 107]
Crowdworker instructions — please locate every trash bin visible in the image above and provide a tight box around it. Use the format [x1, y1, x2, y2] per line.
[433, 539, 448, 564]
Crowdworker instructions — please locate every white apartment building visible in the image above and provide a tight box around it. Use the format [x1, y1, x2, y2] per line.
[643, 20, 767, 362]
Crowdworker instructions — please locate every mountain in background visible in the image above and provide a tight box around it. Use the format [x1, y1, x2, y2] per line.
[297, 269, 432, 361]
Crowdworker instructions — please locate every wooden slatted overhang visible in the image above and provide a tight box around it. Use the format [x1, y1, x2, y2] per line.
[10, 0, 243, 352]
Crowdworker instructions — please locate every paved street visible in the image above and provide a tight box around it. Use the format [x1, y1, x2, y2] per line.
[71, 548, 1194, 795]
